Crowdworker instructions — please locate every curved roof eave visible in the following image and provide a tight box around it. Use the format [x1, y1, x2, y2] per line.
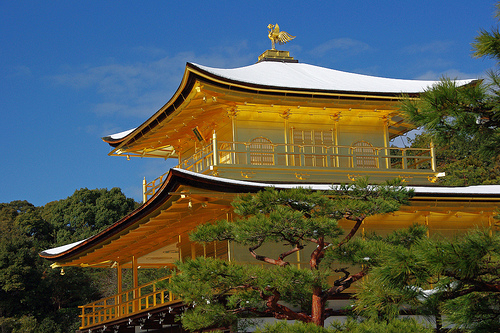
[40, 168, 500, 262]
[103, 61, 477, 149]
[101, 63, 198, 148]
[38, 168, 263, 261]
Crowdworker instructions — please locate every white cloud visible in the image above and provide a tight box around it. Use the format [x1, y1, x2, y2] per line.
[415, 69, 484, 80]
[49, 44, 255, 122]
[401, 41, 454, 55]
[12, 65, 32, 77]
[310, 38, 371, 57]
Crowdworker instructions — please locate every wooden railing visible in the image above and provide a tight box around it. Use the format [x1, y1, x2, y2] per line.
[175, 141, 434, 172]
[79, 275, 177, 329]
[142, 139, 436, 201]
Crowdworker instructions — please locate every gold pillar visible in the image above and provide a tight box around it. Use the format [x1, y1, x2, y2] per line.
[132, 256, 138, 311]
[231, 110, 238, 164]
[178, 234, 183, 262]
[383, 117, 390, 169]
[430, 141, 436, 172]
[117, 262, 122, 293]
[334, 121, 339, 168]
[425, 214, 430, 237]
[212, 131, 218, 166]
[282, 110, 290, 166]
[132, 256, 138, 289]
[191, 243, 197, 260]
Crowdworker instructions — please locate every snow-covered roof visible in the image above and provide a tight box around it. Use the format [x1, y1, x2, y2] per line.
[174, 168, 500, 195]
[41, 239, 87, 256]
[108, 128, 136, 140]
[104, 61, 476, 142]
[193, 62, 475, 94]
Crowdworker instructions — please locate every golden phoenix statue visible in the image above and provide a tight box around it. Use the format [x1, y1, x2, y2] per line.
[268, 24, 295, 50]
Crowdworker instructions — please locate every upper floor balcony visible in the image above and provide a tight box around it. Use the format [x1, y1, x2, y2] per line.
[143, 134, 438, 201]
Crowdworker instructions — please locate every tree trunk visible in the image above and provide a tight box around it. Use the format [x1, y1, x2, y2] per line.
[311, 286, 325, 326]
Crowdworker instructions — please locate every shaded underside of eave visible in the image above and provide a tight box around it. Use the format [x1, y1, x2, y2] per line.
[40, 168, 500, 264]
[103, 63, 420, 150]
[38, 170, 187, 261]
[39, 169, 263, 262]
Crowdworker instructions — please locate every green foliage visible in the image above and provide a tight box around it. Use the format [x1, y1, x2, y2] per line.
[332, 318, 433, 333]
[43, 187, 138, 246]
[192, 178, 412, 254]
[407, 132, 500, 186]
[171, 257, 318, 326]
[179, 302, 237, 332]
[353, 228, 500, 332]
[255, 318, 432, 333]
[472, 3, 500, 61]
[401, 79, 500, 165]
[256, 321, 332, 333]
[0, 188, 138, 333]
[172, 178, 413, 330]
[401, 2, 500, 186]
[0, 315, 37, 333]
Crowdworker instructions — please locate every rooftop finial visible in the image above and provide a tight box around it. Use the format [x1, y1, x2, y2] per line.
[267, 24, 295, 50]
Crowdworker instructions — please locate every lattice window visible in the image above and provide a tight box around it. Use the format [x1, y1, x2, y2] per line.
[351, 140, 377, 168]
[291, 129, 334, 167]
[249, 137, 274, 165]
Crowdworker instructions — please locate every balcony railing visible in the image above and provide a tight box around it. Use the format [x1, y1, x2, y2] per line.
[143, 138, 436, 201]
[178, 141, 434, 170]
[79, 275, 178, 329]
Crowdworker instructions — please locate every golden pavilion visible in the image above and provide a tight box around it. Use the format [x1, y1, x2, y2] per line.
[40, 35, 500, 332]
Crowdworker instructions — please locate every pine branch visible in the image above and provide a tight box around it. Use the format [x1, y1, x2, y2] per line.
[310, 236, 325, 269]
[337, 217, 364, 248]
[261, 287, 312, 322]
[442, 270, 500, 293]
[279, 244, 304, 261]
[323, 268, 368, 301]
[249, 239, 289, 266]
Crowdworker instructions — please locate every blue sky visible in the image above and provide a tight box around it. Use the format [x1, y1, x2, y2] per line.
[1, 1, 498, 206]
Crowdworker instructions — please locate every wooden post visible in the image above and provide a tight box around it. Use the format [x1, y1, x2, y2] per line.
[117, 263, 122, 293]
[142, 177, 147, 203]
[402, 149, 407, 169]
[132, 256, 138, 312]
[425, 214, 430, 237]
[212, 131, 218, 166]
[191, 243, 196, 260]
[383, 118, 390, 169]
[430, 141, 436, 172]
[117, 262, 122, 316]
[284, 115, 290, 166]
[334, 124, 339, 168]
[231, 109, 238, 164]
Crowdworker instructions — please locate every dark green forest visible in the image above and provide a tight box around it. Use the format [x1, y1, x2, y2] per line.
[0, 188, 139, 332]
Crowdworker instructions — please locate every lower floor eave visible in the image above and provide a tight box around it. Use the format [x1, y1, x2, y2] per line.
[40, 168, 500, 268]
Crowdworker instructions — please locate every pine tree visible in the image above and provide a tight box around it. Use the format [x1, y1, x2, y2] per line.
[401, 2, 500, 186]
[170, 178, 413, 331]
[351, 228, 500, 333]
